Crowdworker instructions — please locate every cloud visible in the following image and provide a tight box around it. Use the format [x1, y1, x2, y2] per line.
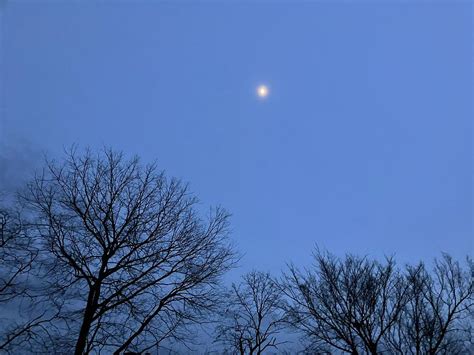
[0, 139, 43, 195]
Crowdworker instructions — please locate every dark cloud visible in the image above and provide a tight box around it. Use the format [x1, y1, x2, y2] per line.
[0, 139, 42, 195]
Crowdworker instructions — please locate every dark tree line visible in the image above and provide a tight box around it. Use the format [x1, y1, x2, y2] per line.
[282, 251, 473, 354]
[0, 148, 472, 354]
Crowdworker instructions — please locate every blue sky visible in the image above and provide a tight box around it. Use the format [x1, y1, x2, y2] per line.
[2, 1, 472, 276]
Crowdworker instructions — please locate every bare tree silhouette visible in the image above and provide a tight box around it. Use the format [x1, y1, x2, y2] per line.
[214, 271, 287, 355]
[0, 205, 61, 353]
[22, 148, 237, 354]
[282, 250, 410, 354]
[282, 250, 473, 355]
[385, 255, 473, 355]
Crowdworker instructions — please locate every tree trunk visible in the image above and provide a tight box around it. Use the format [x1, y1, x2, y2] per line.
[368, 343, 378, 355]
[74, 285, 100, 355]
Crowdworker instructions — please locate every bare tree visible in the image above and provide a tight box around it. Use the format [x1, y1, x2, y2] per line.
[22, 148, 237, 354]
[282, 250, 409, 354]
[215, 271, 286, 354]
[385, 255, 473, 355]
[0, 205, 61, 353]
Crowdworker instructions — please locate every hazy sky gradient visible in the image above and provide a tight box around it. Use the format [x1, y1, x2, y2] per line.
[2, 2, 472, 277]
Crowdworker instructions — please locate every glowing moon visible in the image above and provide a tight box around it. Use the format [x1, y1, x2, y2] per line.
[256, 84, 269, 98]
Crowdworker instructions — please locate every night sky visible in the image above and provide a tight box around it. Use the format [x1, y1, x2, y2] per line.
[2, 2, 472, 277]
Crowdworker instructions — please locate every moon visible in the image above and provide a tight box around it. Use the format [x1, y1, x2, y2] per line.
[256, 84, 269, 99]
